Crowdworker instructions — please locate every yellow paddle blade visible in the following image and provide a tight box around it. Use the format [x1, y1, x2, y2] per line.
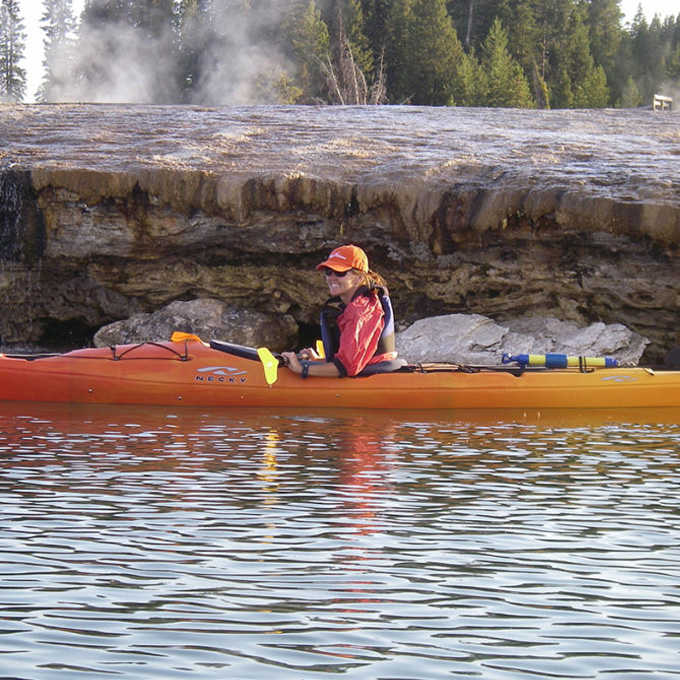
[257, 347, 280, 385]
[171, 331, 204, 343]
[315, 339, 325, 359]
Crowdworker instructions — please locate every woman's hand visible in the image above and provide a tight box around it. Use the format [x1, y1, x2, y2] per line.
[297, 347, 321, 361]
[281, 351, 303, 375]
[282, 348, 320, 375]
[281, 351, 341, 378]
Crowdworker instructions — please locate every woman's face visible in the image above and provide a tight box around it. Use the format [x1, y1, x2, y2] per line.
[324, 268, 364, 301]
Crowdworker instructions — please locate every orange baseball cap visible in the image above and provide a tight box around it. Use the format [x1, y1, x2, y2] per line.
[316, 244, 369, 273]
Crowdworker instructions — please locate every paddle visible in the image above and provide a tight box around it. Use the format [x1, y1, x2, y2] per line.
[257, 347, 285, 385]
[171, 332, 286, 385]
[502, 353, 618, 369]
[171, 331, 205, 343]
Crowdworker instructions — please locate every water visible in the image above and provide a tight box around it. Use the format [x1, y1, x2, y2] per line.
[3, 104, 679, 205]
[0, 166, 23, 261]
[1, 403, 679, 679]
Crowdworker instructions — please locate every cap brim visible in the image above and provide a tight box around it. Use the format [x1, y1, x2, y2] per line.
[316, 260, 353, 272]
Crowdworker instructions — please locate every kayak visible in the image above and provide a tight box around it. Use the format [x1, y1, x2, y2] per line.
[1, 337, 679, 410]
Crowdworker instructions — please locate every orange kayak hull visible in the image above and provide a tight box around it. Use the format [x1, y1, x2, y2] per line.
[0, 340, 679, 410]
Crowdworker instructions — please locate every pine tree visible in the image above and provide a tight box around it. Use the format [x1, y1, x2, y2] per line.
[574, 63, 609, 107]
[619, 74, 641, 107]
[0, 0, 26, 103]
[447, 0, 505, 52]
[668, 42, 680, 81]
[383, 0, 412, 103]
[567, 5, 609, 107]
[534, 0, 574, 107]
[551, 63, 573, 108]
[38, 0, 78, 102]
[450, 48, 486, 106]
[656, 15, 679, 91]
[289, 0, 330, 102]
[360, 0, 391, 56]
[586, 0, 622, 94]
[503, 0, 538, 75]
[479, 18, 534, 107]
[334, 0, 373, 76]
[627, 10, 666, 104]
[403, 0, 464, 105]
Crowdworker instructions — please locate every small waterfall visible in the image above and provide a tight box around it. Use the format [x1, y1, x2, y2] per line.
[0, 165, 48, 351]
[0, 163, 24, 261]
[0, 164, 46, 265]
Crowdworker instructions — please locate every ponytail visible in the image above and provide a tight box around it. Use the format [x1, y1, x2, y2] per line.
[364, 268, 386, 288]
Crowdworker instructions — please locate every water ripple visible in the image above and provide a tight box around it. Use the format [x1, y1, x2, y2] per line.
[1, 405, 679, 679]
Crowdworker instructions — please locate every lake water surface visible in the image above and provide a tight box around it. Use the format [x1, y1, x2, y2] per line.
[1, 403, 680, 679]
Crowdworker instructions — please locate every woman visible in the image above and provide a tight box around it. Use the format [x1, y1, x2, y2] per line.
[282, 244, 402, 378]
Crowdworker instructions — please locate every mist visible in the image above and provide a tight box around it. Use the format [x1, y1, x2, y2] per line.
[45, 0, 294, 105]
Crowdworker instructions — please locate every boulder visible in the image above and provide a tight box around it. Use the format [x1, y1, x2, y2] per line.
[93, 299, 298, 351]
[395, 314, 649, 366]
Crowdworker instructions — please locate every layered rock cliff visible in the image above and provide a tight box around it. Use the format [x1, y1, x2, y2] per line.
[1, 104, 679, 360]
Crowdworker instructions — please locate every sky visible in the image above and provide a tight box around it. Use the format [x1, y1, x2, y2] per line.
[19, 0, 85, 100]
[16, 0, 680, 103]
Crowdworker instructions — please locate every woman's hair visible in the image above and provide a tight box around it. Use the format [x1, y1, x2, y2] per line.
[361, 268, 387, 288]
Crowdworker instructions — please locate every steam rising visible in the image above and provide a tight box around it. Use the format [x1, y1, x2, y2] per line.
[38, 1, 680, 108]
[189, 2, 290, 106]
[47, 1, 293, 104]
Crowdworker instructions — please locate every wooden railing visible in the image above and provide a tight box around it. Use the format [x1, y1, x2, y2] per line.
[653, 94, 673, 111]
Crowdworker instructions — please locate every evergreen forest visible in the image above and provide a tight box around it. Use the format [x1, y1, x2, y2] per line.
[1, 0, 679, 109]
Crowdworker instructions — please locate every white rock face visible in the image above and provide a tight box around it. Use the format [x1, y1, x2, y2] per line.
[396, 314, 649, 366]
[93, 299, 298, 351]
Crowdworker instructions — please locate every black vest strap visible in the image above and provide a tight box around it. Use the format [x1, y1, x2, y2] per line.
[320, 297, 343, 360]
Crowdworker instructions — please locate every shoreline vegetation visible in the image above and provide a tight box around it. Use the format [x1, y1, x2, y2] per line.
[1, 1, 678, 110]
